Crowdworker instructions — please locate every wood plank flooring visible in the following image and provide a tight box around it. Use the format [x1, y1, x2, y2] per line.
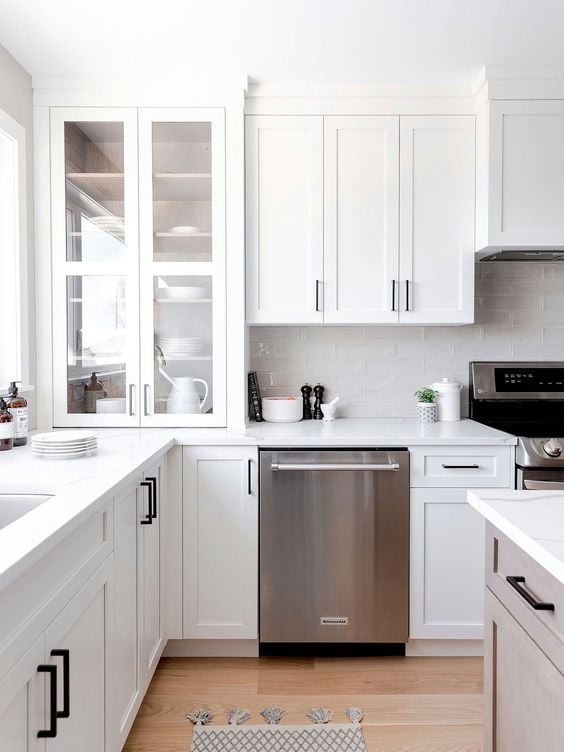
[124, 656, 484, 752]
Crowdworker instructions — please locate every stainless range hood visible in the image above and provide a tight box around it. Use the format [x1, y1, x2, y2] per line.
[477, 248, 564, 262]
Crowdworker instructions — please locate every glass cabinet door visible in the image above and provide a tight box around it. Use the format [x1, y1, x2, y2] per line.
[139, 110, 226, 426]
[51, 109, 140, 425]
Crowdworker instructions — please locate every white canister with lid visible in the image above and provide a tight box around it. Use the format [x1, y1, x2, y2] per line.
[432, 378, 462, 422]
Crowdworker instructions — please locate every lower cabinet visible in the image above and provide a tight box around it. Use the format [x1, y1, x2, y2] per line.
[0, 558, 113, 751]
[183, 446, 258, 639]
[113, 459, 165, 749]
[485, 588, 564, 751]
[410, 488, 485, 639]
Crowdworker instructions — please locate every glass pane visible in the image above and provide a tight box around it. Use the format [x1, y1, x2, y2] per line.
[65, 122, 125, 262]
[67, 275, 127, 414]
[153, 275, 213, 415]
[152, 122, 212, 262]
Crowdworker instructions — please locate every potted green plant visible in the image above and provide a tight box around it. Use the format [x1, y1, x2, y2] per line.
[414, 387, 439, 423]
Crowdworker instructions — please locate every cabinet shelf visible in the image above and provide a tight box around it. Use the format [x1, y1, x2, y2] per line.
[153, 173, 212, 201]
[66, 173, 124, 202]
[154, 232, 211, 238]
[159, 355, 212, 362]
[154, 298, 212, 304]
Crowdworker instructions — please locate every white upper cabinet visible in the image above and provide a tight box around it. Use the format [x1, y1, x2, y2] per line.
[246, 113, 475, 325]
[477, 100, 564, 250]
[246, 116, 323, 324]
[324, 116, 399, 324]
[399, 116, 475, 324]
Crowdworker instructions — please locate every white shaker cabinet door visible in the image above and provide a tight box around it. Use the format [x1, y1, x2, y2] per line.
[0, 637, 45, 752]
[410, 488, 485, 640]
[479, 100, 564, 249]
[183, 446, 258, 639]
[324, 116, 400, 323]
[246, 116, 323, 324]
[399, 116, 475, 324]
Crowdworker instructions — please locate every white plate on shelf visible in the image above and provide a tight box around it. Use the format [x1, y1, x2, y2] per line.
[168, 225, 202, 235]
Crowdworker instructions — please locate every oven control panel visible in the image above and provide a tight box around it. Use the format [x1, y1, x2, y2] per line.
[495, 368, 564, 392]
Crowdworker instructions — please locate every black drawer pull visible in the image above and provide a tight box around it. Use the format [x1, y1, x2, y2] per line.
[506, 576, 555, 611]
[51, 649, 70, 718]
[441, 464, 480, 469]
[146, 476, 158, 519]
[37, 664, 57, 737]
[140, 480, 153, 524]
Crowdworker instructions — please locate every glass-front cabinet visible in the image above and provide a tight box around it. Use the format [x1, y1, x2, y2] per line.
[51, 108, 225, 426]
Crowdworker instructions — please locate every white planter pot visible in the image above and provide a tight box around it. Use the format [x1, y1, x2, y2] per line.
[416, 402, 438, 423]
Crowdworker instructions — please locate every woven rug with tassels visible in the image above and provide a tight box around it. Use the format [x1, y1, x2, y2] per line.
[186, 706, 367, 752]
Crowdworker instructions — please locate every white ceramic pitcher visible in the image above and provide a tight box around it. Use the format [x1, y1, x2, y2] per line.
[167, 377, 209, 414]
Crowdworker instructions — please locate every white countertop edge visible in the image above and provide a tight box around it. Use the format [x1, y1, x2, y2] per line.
[467, 490, 564, 586]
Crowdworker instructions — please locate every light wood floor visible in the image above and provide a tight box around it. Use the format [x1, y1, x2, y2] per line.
[124, 656, 484, 752]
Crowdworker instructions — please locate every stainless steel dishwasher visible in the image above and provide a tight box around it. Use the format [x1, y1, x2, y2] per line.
[259, 448, 409, 649]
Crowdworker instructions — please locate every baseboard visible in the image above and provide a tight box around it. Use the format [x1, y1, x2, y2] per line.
[406, 639, 484, 657]
[163, 639, 260, 657]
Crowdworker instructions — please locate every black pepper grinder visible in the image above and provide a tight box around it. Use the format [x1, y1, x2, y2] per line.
[313, 383, 324, 420]
[301, 383, 313, 420]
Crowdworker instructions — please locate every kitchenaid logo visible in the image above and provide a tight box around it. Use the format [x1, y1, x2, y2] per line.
[320, 616, 349, 626]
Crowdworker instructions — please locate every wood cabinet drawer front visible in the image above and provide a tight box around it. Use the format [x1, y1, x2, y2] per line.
[486, 523, 564, 673]
[0, 503, 112, 676]
[411, 447, 512, 487]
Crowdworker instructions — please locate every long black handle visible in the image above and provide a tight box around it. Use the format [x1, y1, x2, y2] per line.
[391, 280, 396, 312]
[37, 664, 57, 738]
[146, 476, 158, 519]
[442, 464, 480, 469]
[405, 280, 410, 311]
[248, 459, 252, 495]
[140, 480, 153, 524]
[51, 649, 70, 718]
[506, 576, 555, 611]
[315, 280, 322, 312]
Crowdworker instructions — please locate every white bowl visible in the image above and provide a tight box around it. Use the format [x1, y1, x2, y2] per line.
[168, 225, 201, 235]
[261, 397, 302, 423]
[96, 398, 126, 414]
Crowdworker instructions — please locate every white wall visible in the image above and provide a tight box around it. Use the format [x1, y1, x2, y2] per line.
[250, 263, 564, 418]
[0, 43, 34, 386]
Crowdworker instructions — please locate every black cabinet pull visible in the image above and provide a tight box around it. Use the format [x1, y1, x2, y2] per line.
[146, 476, 158, 519]
[506, 576, 555, 611]
[37, 664, 57, 738]
[441, 464, 480, 469]
[248, 459, 253, 495]
[140, 480, 153, 524]
[51, 649, 70, 718]
[405, 280, 411, 311]
[391, 280, 397, 312]
[315, 280, 322, 312]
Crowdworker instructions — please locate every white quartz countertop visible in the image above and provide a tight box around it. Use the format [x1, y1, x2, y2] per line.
[468, 489, 564, 586]
[0, 419, 514, 591]
[244, 418, 516, 446]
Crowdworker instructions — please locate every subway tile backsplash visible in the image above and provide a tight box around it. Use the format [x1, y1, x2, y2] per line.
[250, 263, 564, 418]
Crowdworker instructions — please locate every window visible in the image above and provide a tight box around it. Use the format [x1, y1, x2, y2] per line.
[0, 108, 27, 388]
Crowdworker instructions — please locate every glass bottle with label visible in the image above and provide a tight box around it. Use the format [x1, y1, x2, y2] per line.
[6, 381, 28, 446]
[84, 372, 107, 413]
[0, 398, 14, 450]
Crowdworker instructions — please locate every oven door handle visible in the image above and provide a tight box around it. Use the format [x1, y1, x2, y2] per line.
[271, 462, 400, 472]
[523, 479, 564, 490]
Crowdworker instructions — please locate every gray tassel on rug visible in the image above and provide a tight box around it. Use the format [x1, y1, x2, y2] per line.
[344, 707, 364, 724]
[185, 708, 215, 725]
[306, 707, 333, 724]
[227, 708, 252, 725]
[260, 706, 287, 724]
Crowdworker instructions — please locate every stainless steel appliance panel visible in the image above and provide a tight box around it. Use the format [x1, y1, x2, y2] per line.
[259, 448, 409, 644]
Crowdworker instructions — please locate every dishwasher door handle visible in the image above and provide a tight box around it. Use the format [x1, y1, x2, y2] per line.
[271, 462, 400, 472]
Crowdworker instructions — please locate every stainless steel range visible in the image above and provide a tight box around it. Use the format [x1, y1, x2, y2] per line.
[470, 361, 564, 489]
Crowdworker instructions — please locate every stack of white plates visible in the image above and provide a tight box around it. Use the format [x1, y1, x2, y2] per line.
[31, 430, 98, 459]
[158, 337, 205, 357]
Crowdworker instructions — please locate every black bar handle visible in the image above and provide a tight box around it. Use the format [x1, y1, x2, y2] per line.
[442, 464, 480, 469]
[146, 476, 158, 519]
[51, 649, 70, 718]
[506, 575, 555, 611]
[405, 280, 410, 311]
[391, 280, 396, 312]
[248, 459, 252, 495]
[37, 664, 57, 738]
[315, 280, 322, 312]
[140, 481, 153, 524]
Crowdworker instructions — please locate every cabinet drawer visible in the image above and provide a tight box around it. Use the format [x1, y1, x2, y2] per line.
[486, 523, 564, 674]
[410, 446, 512, 487]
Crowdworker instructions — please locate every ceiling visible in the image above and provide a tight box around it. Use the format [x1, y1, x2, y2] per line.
[1, 0, 564, 86]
